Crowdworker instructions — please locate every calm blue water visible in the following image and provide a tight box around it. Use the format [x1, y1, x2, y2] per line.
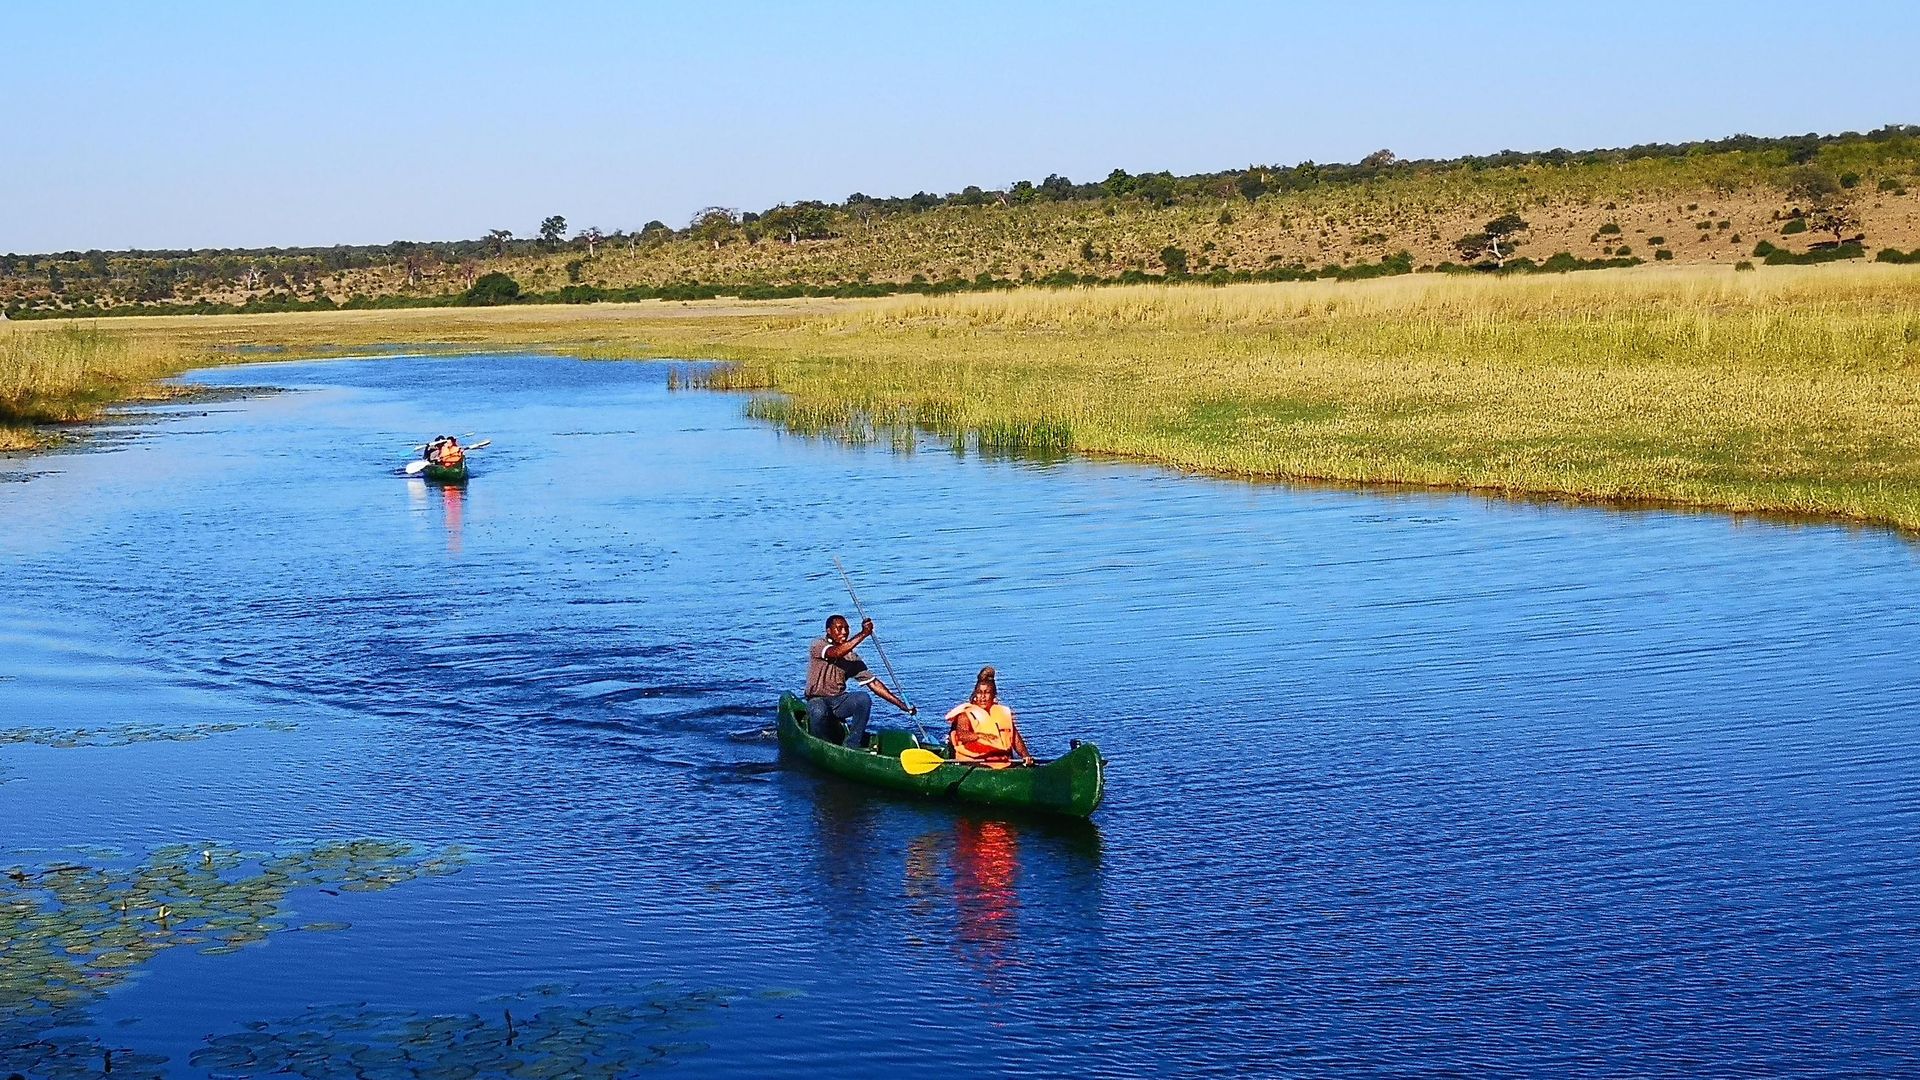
[2, 354, 1917, 1077]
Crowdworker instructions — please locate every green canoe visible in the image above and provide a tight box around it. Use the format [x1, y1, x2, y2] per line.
[421, 461, 469, 484]
[776, 692, 1104, 818]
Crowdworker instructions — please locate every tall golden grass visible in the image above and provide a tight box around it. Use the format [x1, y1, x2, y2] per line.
[0, 322, 194, 448]
[692, 264, 1920, 529]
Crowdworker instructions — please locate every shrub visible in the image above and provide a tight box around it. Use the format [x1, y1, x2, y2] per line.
[1840, 171, 1861, 188]
[1763, 241, 1866, 265]
[462, 272, 521, 306]
[1615, 245, 1633, 256]
[1597, 222, 1622, 235]
[1877, 177, 1905, 193]
[1716, 220, 1731, 230]
[1875, 247, 1920, 264]
[1654, 248, 1675, 261]
[1695, 221, 1713, 230]
[1329, 251, 1415, 281]
[1159, 246, 1189, 275]
[1647, 236, 1666, 246]
[1216, 208, 1235, 225]
[1781, 217, 1808, 235]
[1752, 240, 1777, 256]
[1735, 260, 1755, 271]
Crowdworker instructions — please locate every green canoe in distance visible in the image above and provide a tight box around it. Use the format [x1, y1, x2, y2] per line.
[421, 462, 469, 484]
[776, 692, 1105, 818]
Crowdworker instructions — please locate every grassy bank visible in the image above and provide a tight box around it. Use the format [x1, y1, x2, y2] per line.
[9, 264, 1920, 531]
[680, 265, 1920, 529]
[0, 323, 193, 449]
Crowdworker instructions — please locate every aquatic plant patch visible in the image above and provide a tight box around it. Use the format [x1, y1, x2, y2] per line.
[0, 718, 297, 749]
[0, 982, 776, 1080]
[0, 840, 469, 1056]
[187, 984, 762, 1079]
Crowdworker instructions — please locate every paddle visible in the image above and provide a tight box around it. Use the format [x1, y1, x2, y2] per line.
[906, 745, 952, 768]
[831, 556, 932, 744]
[900, 747, 950, 775]
[899, 746, 1045, 775]
[411, 431, 477, 448]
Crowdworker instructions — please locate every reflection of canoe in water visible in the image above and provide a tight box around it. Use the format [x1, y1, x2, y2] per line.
[421, 461, 468, 484]
[777, 692, 1104, 818]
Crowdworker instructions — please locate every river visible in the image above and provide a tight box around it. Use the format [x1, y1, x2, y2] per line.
[2, 353, 1917, 1078]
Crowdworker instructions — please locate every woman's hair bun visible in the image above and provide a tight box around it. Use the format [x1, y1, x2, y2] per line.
[976, 665, 997, 686]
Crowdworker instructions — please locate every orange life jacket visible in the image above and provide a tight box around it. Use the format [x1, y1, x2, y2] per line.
[946, 702, 1016, 768]
[437, 444, 465, 467]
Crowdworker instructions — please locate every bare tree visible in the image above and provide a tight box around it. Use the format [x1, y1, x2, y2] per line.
[486, 229, 513, 257]
[576, 225, 604, 257]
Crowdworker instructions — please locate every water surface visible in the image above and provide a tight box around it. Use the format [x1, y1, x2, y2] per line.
[2, 354, 1917, 1077]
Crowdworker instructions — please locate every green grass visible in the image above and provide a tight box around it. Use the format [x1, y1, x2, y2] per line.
[674, 265, 1920, 530]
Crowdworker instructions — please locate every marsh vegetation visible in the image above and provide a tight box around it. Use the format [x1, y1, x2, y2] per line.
[8, 264, 1919, 529]
[0, 323, 189, 448]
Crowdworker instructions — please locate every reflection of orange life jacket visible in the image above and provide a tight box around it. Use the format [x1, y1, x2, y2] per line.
[946, 702, 1016, 768]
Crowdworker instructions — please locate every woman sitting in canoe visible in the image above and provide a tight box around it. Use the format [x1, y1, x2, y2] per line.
[425, 435, 465, 469]
[945, 666, 1035, 769]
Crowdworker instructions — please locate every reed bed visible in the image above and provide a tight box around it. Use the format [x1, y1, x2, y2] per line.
[0, 323, 194, 448]
[689, 264, 1920, 530]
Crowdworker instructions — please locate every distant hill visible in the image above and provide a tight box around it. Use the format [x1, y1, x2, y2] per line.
[7, 125, 1920, 318]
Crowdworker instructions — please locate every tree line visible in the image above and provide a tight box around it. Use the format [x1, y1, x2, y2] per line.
[3, 123, 1915, 314]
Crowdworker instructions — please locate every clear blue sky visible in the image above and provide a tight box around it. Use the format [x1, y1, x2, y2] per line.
[6, 0, 1917, 253]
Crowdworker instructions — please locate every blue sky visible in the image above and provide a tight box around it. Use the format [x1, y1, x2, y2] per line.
[6, 1, 1917, 252]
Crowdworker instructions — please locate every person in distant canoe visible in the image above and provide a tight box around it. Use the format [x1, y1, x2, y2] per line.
[807, 614, 915, 748]
[425, 435, 465, 469]
[945, 666, 1034, 769]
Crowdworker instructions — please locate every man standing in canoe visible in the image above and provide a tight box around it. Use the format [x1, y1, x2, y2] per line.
[807, 614, 915, 748]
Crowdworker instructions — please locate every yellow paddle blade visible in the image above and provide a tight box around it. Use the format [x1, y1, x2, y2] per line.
[899, 747, 950, 775]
